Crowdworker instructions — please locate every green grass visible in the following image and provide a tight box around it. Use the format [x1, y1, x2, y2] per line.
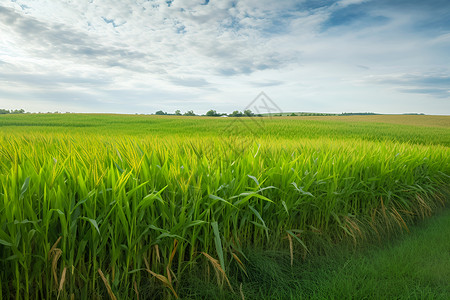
[0, 114, 449, 299]
[183, 207, 450, 299]
[1, 113, 449, 146]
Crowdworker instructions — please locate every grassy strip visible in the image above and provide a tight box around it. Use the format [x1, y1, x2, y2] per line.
[182, 207, 450, 299]
[1, 114, 449, 146]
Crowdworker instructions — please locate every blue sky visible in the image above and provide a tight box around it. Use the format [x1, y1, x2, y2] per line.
[0, 0, 449, 114]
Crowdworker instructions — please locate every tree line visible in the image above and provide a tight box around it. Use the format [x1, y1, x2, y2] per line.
[154, 110, 383, 117]
[154, 109, 262, 117]
[0, 109, 25, 114]
[2, 109, 393, 117]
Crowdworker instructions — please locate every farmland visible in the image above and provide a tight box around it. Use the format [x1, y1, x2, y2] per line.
[0, 114, 449, 299]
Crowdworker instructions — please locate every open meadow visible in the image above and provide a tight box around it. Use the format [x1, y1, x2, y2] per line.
[0, 114, 449, 299]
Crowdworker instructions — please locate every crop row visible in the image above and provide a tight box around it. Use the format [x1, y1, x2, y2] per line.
[0, 133, 449, 299]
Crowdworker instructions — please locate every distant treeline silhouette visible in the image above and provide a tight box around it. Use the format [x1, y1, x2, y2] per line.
[269, 112, 380, 117]
[0, 109, 25, 114]
[2, 109, 425, 116]
[155, 109, 263, 117]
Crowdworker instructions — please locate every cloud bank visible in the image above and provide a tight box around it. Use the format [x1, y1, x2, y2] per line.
[0, 0, 449, 114]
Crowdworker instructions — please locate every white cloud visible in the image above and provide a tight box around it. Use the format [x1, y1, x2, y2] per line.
[338, 0, 369, 8]
[0, 0, 449, 114]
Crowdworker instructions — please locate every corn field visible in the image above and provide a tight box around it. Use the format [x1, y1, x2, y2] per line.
[0, 114, 449, 299]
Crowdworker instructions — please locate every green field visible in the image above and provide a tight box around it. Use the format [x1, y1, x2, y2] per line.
[0, 114, 449, 299]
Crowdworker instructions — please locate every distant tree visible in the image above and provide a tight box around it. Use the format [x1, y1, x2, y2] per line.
[206, 109, 220, 117]
[1, 109, 26, 114]
[155, 110, 167, 115]
[175, 110, 181, 116]
[183, 110, 196, 116]
[341, 112, 376, 116]
[243, 109, 254, 117]
[290, 113, 297, 116]
[229, 110, 243, 117]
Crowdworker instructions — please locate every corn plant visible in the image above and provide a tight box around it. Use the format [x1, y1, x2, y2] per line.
[0, 114, 449, 299]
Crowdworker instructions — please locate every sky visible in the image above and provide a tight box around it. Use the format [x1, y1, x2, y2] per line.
[0, 0, 449, 115]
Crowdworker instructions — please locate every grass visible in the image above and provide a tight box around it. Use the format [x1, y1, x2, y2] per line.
[1, 113, 449, 146]
[0, 114, 449, 299]
[183, 206, 450, 299]
[281, 114, 450, 128]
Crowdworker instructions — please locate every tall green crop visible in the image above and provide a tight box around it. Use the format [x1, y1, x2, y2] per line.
[0, 115, 449, 299]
